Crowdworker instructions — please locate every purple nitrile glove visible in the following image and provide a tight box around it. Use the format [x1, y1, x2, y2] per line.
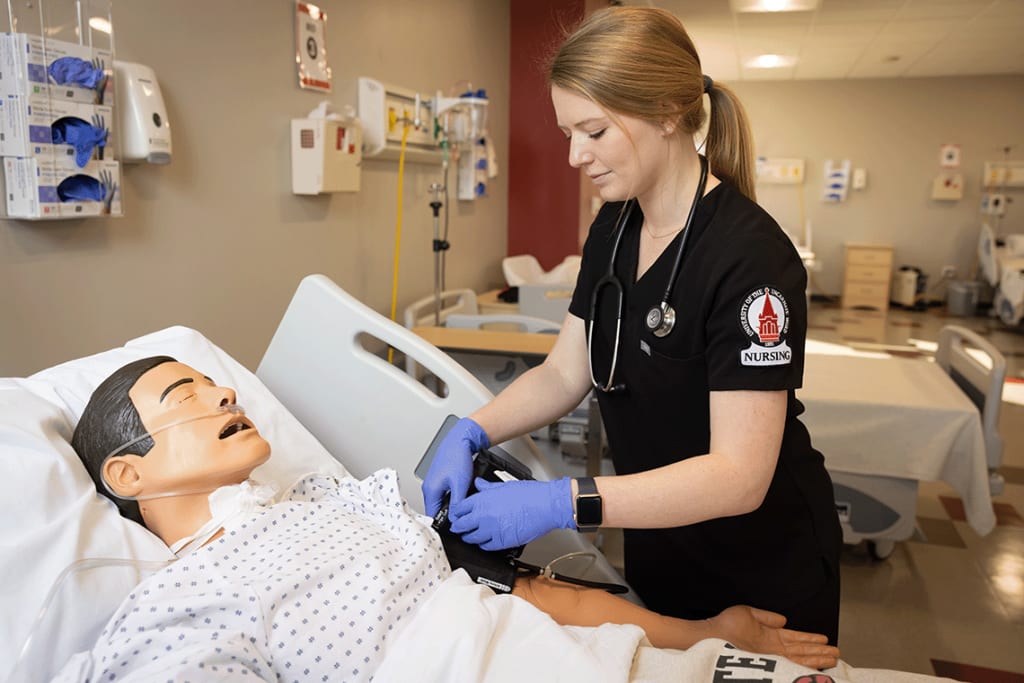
[422, 417, 490, 517]
[448, 476, 575, 551]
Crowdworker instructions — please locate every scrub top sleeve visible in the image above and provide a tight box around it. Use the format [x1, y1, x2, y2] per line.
[705, 233, 807, 392]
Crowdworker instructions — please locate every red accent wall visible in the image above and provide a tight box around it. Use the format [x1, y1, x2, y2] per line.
[508, 0, 583, 270]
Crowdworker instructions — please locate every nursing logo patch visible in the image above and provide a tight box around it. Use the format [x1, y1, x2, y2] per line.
[739, 286, 792, 366]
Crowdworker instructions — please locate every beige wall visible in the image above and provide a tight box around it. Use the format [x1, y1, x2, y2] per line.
[4, 2, 1022, 378]
[731, 76, 1024, 298]
[0, 0, 510, 376]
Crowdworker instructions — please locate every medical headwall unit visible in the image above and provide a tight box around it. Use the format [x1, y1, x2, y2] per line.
[344, 76, 491, 199]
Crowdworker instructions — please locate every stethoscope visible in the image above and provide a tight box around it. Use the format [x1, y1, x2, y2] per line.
[587, 155, 709, 393]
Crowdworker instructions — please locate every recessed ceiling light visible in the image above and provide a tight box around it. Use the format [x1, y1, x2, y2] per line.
[746, 54, 797, 68]
[88, 17, 111, 34]
[731, 0, 819, 12]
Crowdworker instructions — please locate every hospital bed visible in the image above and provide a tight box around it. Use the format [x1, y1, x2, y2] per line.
[0, 274, 955, 682]
[978, 223, 1024, 326]
[799, 333, 999, 559]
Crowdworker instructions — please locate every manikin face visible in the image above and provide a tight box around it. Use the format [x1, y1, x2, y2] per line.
[551, 85, 672, 203]
[114, 362, 271, 498]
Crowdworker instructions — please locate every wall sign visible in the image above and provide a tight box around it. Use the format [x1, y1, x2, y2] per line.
[296, 2, 331, 93]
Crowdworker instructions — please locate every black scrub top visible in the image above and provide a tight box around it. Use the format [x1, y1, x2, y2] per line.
[569, 182, 841, 624]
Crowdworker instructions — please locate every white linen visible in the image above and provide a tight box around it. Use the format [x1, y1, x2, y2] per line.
[373, 570, 645, 683]
[377, 571, 954, 683]
[799, 353, 995, 535]
[1, 326, 349, 683]
[53, 470, 448, 683]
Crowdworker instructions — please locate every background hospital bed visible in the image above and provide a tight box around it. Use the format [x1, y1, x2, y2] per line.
[799, 330, 1000, 559]
[978, 223, 1024, 327]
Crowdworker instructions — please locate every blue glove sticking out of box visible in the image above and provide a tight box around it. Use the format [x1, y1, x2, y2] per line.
[47, 56, 105, 89]
[56, 168, 116, 211]
[56, 175, 104, 202]
[51, 117, 108, 167]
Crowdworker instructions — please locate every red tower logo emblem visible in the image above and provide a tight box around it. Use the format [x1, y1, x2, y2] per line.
[757, 287, 780, 343]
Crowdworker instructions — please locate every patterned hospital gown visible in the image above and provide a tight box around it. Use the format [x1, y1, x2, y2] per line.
[55, 470, 450, 682]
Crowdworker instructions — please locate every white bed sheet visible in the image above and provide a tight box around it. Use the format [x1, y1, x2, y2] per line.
[799, 353, 994, 535]
[377, 571, 955, 683]
[0, 325, 348, 683]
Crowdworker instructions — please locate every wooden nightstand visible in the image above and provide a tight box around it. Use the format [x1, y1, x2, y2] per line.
[842, 243, 894, 311]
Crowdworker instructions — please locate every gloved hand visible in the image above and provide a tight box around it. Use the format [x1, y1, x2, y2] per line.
[448, 477, 574, 551]
[422, 417, 490, 517]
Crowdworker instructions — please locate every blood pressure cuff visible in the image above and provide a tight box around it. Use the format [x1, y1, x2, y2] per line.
[432, 447, 532, 594]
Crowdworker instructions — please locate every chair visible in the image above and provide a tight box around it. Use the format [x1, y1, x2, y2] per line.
[935, 325, 1007, 495]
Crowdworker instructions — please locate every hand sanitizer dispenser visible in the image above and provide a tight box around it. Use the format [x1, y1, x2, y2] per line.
[114, 61, 172, 164]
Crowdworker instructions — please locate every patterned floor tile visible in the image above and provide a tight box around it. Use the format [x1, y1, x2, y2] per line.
[912, 516, 967, 548]
[940, 496, 1024, 527]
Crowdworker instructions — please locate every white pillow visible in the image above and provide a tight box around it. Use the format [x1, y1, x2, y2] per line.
[0, 326, 349, 683]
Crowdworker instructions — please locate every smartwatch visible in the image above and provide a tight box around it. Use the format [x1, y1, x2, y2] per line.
[573, 477, 603, 533]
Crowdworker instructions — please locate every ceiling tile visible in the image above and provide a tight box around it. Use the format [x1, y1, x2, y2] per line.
[627, 0, 1024, 79]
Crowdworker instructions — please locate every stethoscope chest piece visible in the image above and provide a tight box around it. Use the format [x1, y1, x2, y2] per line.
[646, 302, 676, 338]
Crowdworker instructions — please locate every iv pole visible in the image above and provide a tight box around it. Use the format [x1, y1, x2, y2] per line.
[429, 180, 448, 326]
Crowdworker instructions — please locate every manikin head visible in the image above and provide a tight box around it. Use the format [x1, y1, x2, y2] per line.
[72, 357, 271, 542]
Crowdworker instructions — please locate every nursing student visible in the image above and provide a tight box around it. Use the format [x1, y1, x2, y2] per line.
[422, 6, 842, 644]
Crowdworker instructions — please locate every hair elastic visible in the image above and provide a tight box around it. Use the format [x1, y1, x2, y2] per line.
[703, 74, 714, 94]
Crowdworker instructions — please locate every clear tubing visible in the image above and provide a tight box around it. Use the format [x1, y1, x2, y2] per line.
[8, 556, 174, 683]
[542, 551, 597, 579]
[101, 404, 247, 501]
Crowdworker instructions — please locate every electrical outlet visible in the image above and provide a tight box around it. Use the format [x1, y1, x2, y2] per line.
[941, 265, 957, 279]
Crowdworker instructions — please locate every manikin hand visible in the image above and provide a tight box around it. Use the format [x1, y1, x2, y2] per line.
[422, 417, 489, 517]
[448, 477, 575, 550]
[709, 605, 840, 670]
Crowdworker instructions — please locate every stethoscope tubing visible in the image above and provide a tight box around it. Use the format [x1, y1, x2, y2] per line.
[657, 156, 708, 311]
[586, 156, 709, 392]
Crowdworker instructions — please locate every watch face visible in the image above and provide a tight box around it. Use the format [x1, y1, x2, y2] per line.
[577, 494, 603, 527]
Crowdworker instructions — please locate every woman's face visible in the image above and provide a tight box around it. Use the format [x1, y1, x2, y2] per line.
[551, 85, 670, 203]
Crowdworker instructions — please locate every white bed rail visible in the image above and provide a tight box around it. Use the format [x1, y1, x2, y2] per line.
[935, 324, 1006, 493]
[256, 275, 635, 598]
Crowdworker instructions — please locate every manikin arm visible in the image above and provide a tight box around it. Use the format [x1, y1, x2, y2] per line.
[512, 577, 839, 670]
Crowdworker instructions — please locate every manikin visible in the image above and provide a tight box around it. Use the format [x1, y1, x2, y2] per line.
[62, 356, 838, 680]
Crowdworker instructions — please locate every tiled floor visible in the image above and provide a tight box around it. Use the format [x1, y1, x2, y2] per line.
[807, 302, 1024, 680]
[542, 300, 1024, 681]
